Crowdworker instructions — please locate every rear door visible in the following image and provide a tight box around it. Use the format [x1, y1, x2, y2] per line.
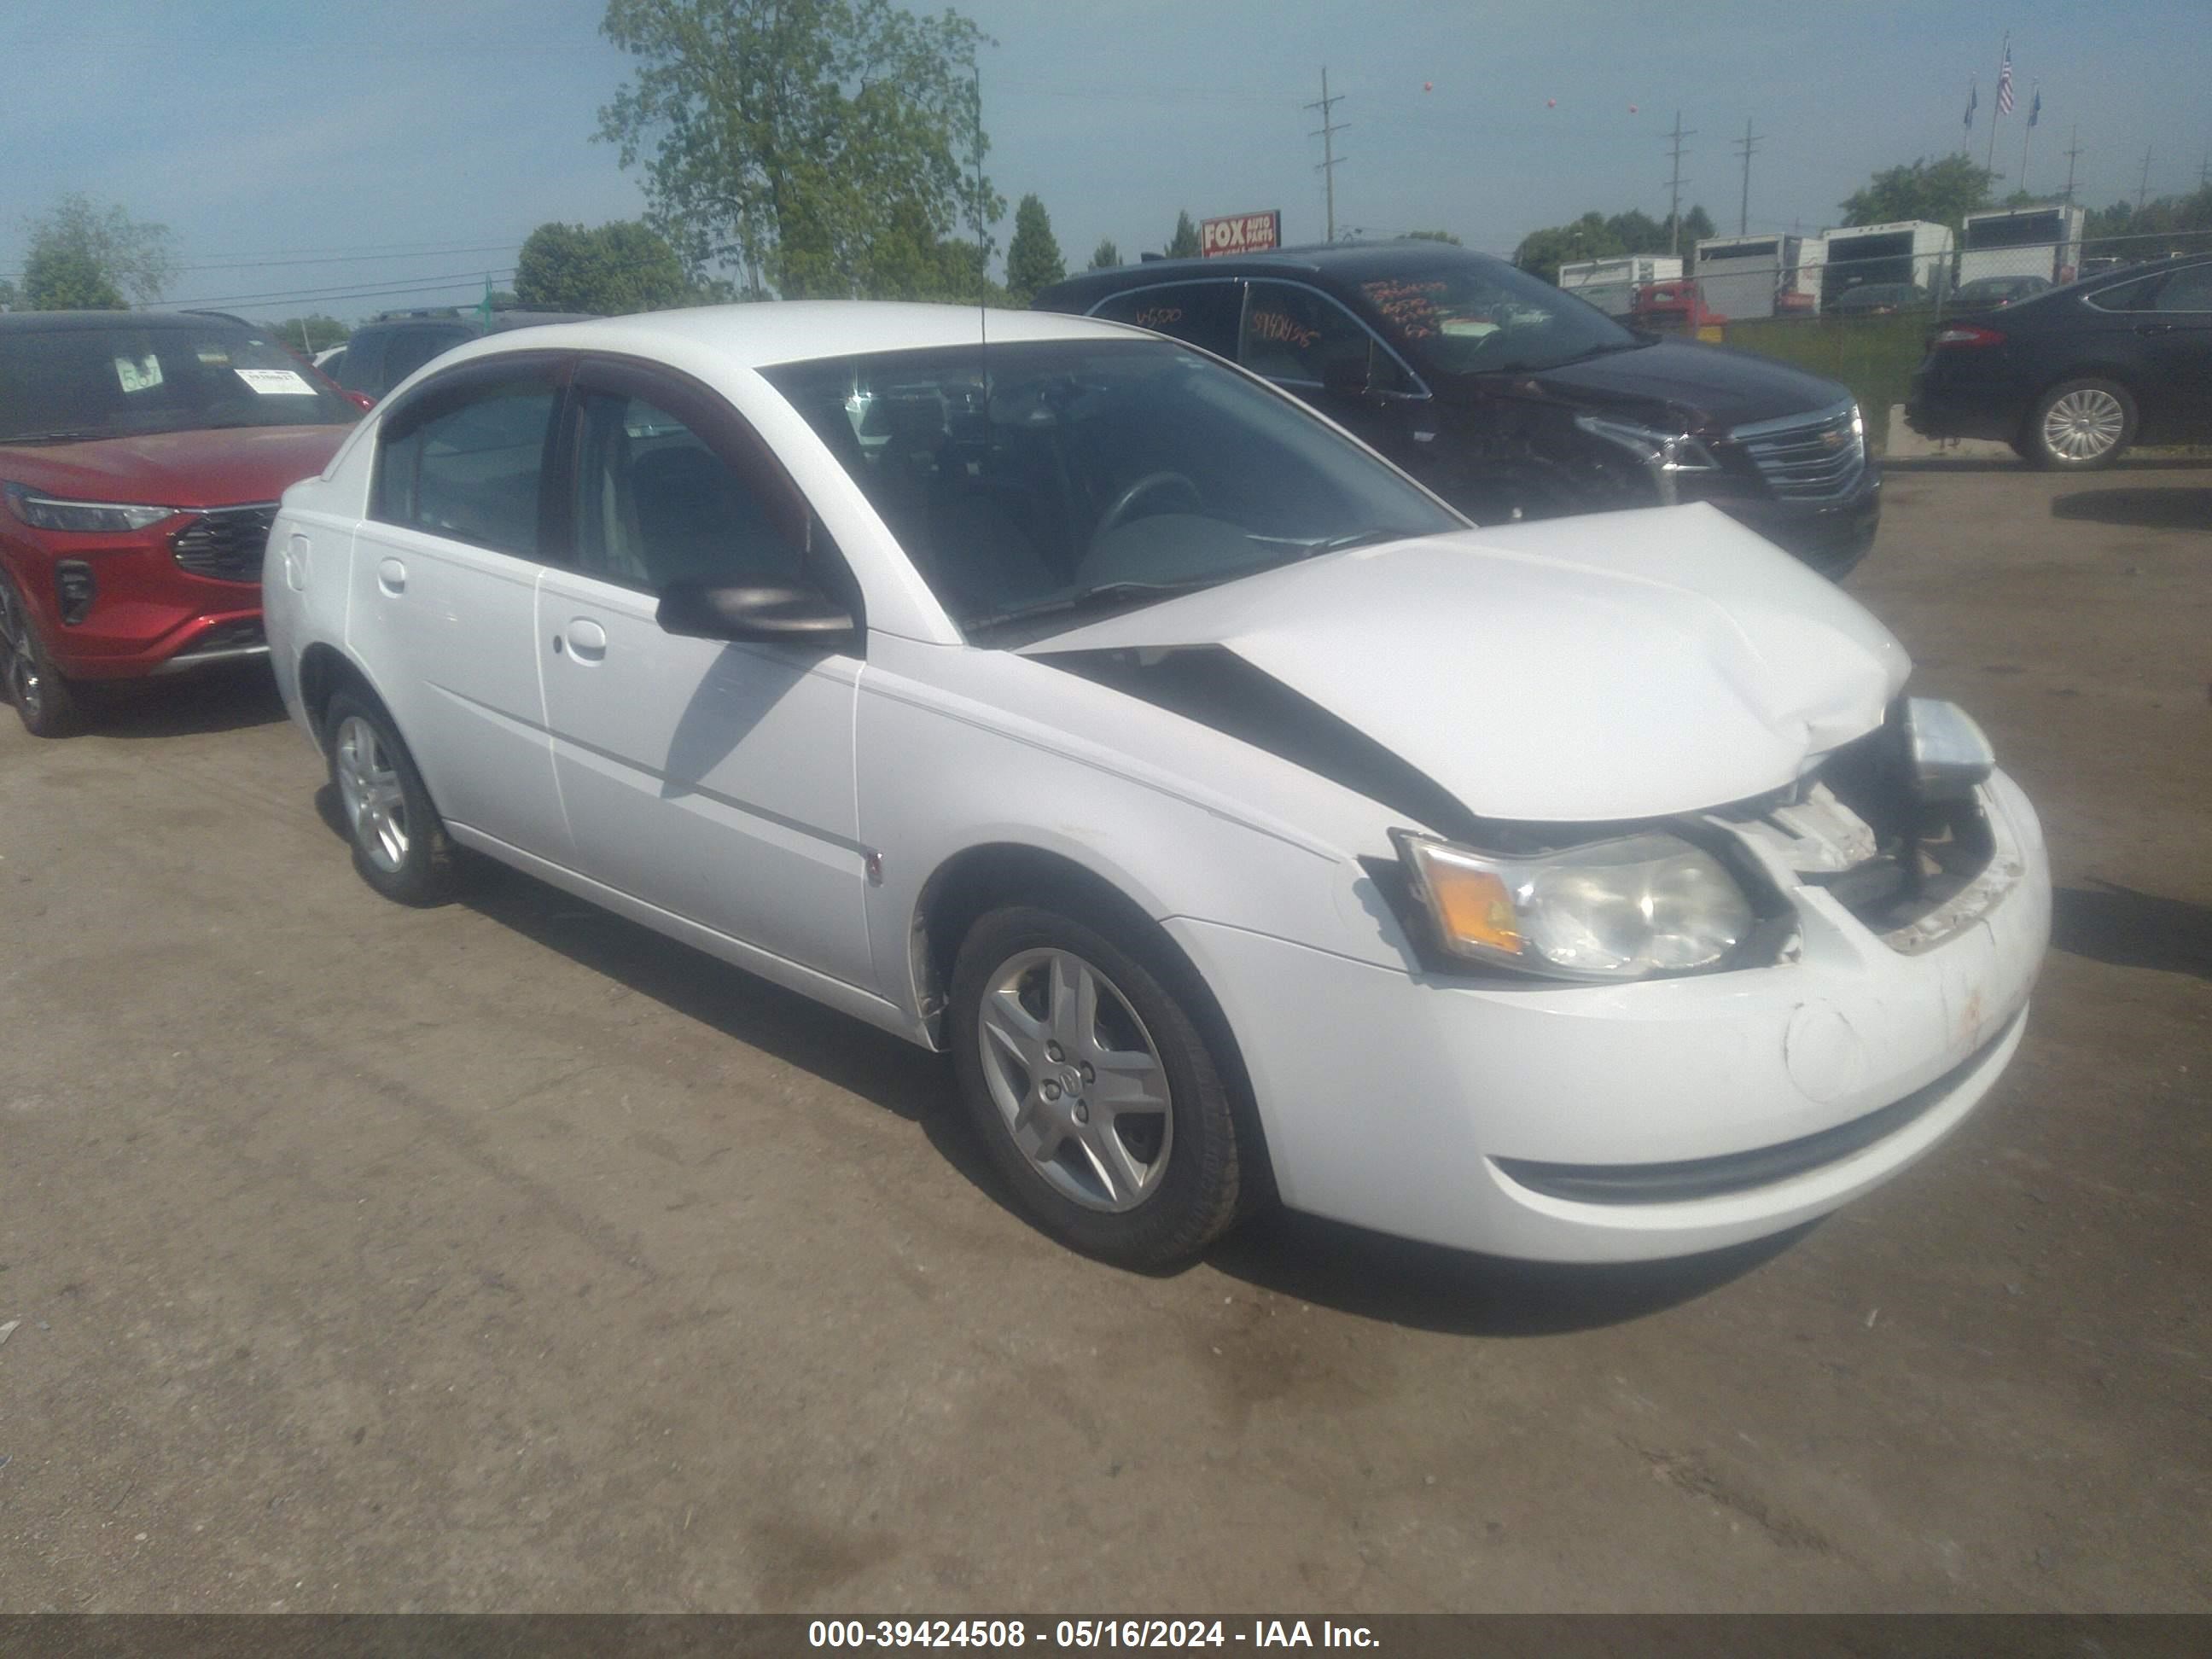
[348, 354, 570, 859]
[533, 356, 874, 989]
[2136, 263, 2212, 437]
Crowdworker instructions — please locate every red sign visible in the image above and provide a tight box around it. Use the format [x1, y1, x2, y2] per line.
[1201, 211, 1282, 259]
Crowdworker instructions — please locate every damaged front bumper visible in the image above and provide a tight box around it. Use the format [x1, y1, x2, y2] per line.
[1166, 768, 2050, 1262]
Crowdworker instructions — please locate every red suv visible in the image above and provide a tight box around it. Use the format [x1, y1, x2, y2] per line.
[0, 310, 359, 735]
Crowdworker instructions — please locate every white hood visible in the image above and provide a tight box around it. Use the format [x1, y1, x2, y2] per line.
[1022, 504, 1910, 823]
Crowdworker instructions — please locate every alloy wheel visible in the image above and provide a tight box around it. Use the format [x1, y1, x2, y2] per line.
[2041, 387, 2126, 463]
[975, 947, 1174, 1213]
[333, 714, 410, 874]
[0, 581, 42, 720]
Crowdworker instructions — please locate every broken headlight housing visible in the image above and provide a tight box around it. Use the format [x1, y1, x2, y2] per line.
[1391, 829, 1755, 981]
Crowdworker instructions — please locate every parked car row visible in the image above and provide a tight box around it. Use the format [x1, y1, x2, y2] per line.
[1, 294, 2055, 1277]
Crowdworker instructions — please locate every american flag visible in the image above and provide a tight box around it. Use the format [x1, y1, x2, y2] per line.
[1997, 44, 2015, 114]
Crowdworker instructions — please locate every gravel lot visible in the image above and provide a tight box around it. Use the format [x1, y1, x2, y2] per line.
[1, 463, 2206, 1614]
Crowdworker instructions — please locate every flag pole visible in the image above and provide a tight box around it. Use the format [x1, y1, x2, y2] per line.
[1983, 35, 2005, 179]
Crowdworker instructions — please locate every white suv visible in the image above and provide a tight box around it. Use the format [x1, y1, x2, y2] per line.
[264, 302, 2049, 1270]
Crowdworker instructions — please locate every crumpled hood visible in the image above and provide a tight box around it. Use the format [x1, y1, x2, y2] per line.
[1021, 504, 1910, 823]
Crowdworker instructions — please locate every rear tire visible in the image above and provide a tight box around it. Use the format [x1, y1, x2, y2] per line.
[948, 899, 1251, 1270]
[2023, 377, 2136, 470]
[324, 690, 458, 905]
[0, 570, 84, 738]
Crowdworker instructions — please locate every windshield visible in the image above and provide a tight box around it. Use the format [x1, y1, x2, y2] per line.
[760, 339, 1462, 636]
[1358, 259, 1640, 376]
[0, 322, 358, 443]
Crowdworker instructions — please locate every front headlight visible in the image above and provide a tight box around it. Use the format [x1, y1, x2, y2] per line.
[1392, 829, 1755, 981]
[1571, 415, 1720, 504]
[1901, 696, 1994, 801]
[3, 485, 178, 535]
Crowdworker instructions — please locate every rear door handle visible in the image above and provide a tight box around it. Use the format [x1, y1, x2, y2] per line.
[2135, 322, 2180, 335]
[376, 557, 405, 595]
[566, 617, 608, 662]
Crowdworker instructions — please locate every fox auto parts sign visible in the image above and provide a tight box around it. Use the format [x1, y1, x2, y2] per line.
[1201, 211, 1282, 258]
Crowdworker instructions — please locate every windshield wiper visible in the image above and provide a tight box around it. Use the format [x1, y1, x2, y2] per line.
[965, 577, 1223, 635]
[0, 428, 111, 445]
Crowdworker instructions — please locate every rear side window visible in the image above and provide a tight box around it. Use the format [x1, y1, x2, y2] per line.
[378, 325, 474, 392]
[373, 374, 557, 556]
[1088, 282, 1243, 358]
[2153, 265, 2212, 312]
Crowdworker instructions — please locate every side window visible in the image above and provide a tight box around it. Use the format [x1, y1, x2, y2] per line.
[380, 326, 472, 391]
[2153, 264, 2212, 312]
[373, 377, 556, 555]
[335, 332, 381, 393]
[1240, 281, 1407, 391]
[1089, 282, 1243, 358]
[2087, 274, 2165, 313]
[572, 389, 807, 591]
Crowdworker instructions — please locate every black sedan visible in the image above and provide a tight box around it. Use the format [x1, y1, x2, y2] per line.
[1034, 241, 1880, 579]
[1907, 253, 2212, 469]
[1831, 282, 1932, 317]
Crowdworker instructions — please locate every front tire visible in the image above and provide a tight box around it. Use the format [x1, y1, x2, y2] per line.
[948, 900, 1250, 1269]
[2024, 377, 2137, 470]
[324, 691, 458, 905]
[0, 571, 84, 738]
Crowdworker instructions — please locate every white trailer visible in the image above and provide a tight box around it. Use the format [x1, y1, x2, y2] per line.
[1691, 234, 1813, 320]
[1819, 220, 1955, 307]
[1958, 203, 2088, 286]
[1556, 254, 1682, 317]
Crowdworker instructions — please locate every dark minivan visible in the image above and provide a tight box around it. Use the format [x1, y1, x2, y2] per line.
[1036, 241, 1880, 578]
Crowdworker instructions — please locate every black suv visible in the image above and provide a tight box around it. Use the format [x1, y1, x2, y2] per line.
[1035, 241, 1880, 578]
[330, 307, 594, 404]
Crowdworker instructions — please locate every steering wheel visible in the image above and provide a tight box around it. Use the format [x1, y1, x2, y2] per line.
[1091, 471, 1202, 551]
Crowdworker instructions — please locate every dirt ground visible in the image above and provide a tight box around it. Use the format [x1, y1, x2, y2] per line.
[1, 463, 2207, 1614]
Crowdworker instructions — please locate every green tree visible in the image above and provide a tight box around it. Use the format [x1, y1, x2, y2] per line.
[1677, 204, 1717, 244]
[0, 276, 15, 311]
[20, 244, 124, 310]
[20, 194, 179, 307]
[1603, 210, 1667, 252]
[597, 0, 1000, 300]
[514, 219, 691, 313]
[273, 315, 349, 352]
[1166, 210, 1201, 259]
[1513, 212, 1626, 283]
[1004, 194, 1065, 305]
[1839, 155, 1994, 234]
[1088, 237, 1120, 271]
[1405, 229, 1461, 244]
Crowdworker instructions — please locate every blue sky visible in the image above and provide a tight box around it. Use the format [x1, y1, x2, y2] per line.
[3, 0, 2204, 324]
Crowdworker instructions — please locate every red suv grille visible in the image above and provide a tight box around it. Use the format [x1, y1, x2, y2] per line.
[171, 504, 279, 585]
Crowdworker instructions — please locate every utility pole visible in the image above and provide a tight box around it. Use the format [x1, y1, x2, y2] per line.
[2137, 147, 2153, 212]
[2061, 125, 2083, 204]
[1305, 68, 1350, 244]
[2198, 148, 2210, 190]
[1732, 117, 1763, 236]
[1663, 111, 1696, 255]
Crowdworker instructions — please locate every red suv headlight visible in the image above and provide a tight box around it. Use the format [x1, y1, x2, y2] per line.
[4, 484, 180, 534]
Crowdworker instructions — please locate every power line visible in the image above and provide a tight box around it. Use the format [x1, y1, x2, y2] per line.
[1662, 112, 1697, 255]
[1305, 67, 1350, 245]
[1732, 117, 1763, 236]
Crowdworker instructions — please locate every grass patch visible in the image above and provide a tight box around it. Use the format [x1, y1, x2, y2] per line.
[1720, 314, 1931, 451]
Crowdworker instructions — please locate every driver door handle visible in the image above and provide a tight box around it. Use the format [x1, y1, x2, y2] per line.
[2134, 322, 2179, 335]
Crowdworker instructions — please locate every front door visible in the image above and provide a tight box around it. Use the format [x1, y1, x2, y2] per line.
[534, 358, 874, 991]
[2137, 261, 2212, 436]
[1237, 279, 1429, 476]
[348, 356, 568, 859]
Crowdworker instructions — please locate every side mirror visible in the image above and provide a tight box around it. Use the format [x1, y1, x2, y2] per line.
[655, 577, 855, 646]
[1321, 353, 1372, 398]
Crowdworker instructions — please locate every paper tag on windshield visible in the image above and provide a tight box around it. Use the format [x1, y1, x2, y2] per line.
[114, 354, 165, 393]
[236, 368, 314, 396]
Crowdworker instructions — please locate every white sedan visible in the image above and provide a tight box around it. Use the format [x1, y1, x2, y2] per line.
[263, 303, 2049, 1269]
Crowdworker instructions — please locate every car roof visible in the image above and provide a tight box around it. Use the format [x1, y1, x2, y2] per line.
[0, 309, 260, 334]
[1037, 238, 1501, 302]
[424, 300, 1139, 372]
